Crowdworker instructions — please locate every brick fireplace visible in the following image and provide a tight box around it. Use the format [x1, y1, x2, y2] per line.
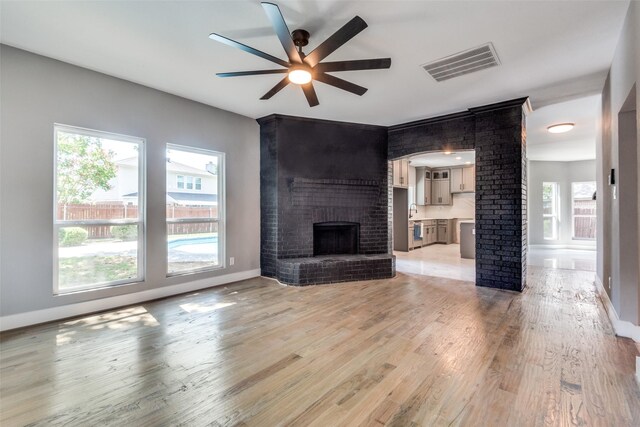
[258, 115, 395, 286]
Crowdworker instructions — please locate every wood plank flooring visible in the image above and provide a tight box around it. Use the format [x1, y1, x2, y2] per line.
[1, 267, 639, 426]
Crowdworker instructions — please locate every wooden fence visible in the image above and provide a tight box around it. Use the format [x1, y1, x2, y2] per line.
[58, 203, 219, 238]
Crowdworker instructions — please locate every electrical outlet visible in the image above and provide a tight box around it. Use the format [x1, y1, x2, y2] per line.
[229, 257, 235, 266]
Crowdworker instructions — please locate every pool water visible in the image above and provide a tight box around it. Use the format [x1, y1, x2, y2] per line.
[168, 236, 218, 249]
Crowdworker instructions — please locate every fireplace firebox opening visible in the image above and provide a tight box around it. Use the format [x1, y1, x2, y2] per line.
[313, 222, 360, 256]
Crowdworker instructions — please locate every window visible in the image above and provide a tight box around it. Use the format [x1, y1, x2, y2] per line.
[542, 182, 559, 240]
[54, 125, 144, 293]
[572, 182, 596, 240]
[176, 175, 202, 191]
[166, 144, 224, 275]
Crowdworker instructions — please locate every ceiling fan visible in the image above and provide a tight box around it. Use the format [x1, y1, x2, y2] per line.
[209, 2, 391, 107]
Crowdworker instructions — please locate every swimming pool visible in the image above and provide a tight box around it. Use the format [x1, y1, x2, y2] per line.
[168, 236, 218, 249]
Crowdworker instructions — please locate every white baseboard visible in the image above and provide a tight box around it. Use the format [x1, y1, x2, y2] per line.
[594, 276, 640, 342]
[529, 244, 596, 251]
[0, 269, 261, 332]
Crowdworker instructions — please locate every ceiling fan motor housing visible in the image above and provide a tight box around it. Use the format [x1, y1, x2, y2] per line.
[291, 29, 310, 47]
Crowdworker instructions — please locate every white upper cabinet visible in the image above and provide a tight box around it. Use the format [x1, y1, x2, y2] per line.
[450, 166, 475, 193]
[416, 167, 432, 205]
[392, 159, 410, 188]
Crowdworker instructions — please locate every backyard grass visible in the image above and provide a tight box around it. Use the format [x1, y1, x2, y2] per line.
[59, 256, 137, 288]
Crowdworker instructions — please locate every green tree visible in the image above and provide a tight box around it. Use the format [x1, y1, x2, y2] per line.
[57, 132, 117, 204]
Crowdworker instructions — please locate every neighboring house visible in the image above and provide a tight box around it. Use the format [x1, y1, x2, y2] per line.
[91, 158, 218, 206]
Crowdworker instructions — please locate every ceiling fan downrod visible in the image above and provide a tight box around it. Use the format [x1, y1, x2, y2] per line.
[291, 29, 310, 57]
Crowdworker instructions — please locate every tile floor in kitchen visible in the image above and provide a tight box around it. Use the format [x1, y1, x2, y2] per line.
[394, 244, 596, 282]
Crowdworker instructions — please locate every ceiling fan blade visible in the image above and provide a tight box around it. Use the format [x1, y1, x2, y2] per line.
[304, 16, 368, 67]
[314, 58, 391, 73]
[260, 76, 290, 100]
[209, 33, 290, 68]
[314, 73, 368, 96]
[261, 2, 303, 64]
[301, 82, 319, 107]
[217, 69, 289, 77]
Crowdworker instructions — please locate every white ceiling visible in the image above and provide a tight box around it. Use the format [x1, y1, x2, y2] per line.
[0, 1, 629, 126]
[527, 94, 600, 161]
[409, 151, 475, 168]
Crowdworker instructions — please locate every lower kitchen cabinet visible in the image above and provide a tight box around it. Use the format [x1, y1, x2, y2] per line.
[437, 219, 453, 244]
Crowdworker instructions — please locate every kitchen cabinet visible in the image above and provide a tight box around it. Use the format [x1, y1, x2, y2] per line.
[437, 219, 451, 243]
[416, 168, 432, 205]
[431, 169, 451, 205]
[432, 180, 451, 205]
[451, 166, 475, 193]
[392, 159, 410, 188]
[418, 220, 437, 245]
[432, 170, 449, 180]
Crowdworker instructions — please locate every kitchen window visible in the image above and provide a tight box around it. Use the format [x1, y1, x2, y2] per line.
[54, 124, 145, 293]
[542, 182, 559, 240]
[166, 144, 224, 275]
[572, 182, 596, 240]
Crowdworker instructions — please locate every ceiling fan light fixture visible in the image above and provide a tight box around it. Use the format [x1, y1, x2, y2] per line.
[288, 67, 312, 85]
[547, 123, 574, 133]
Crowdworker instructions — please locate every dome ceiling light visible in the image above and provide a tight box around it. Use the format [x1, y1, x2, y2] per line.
[547, 123, 575, 133]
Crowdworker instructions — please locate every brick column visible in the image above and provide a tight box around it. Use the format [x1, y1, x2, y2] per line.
[471, 102, 528, 291]
[259, 117, 278, 277]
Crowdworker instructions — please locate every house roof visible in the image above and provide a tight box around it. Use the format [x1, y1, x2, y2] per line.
[117, 157, 214, 176]
[124, 192, 218, 205]
[167, 192, 218, 204]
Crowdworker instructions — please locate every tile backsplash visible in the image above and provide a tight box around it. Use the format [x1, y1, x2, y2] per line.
[416, 192, 475, 219]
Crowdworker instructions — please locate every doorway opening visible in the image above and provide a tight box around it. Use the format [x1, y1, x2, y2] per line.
[392, 150, 476, 282]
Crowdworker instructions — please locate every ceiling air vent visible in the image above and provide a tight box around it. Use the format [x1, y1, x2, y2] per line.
[422, 43, 500, 82]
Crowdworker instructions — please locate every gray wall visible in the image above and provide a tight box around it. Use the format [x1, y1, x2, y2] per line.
[597, 1, 639, 325]
[528, 160, 596, 247]
[0, 45, 260, 317]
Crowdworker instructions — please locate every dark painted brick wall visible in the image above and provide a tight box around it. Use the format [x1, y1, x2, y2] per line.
[473, 106, 527, 291]
[388, 98, 528, 292]
[259, 118, 278, 278]
[260, 98, 528, 291]
[258, 115, 392, 282]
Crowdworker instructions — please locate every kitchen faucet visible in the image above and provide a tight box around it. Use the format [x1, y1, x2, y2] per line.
[409, 203, 418, 218]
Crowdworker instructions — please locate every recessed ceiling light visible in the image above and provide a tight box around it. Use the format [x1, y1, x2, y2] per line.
[455, 156, 462, 160]
[444, 151, 452, 155]
[547, 123, 574, 133]
[465, 161, 471, 164]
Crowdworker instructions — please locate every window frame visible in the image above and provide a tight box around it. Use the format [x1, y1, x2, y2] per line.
[166, 143, 225, 277]
[571, 181, 597, 241]
[542, 182, 560, 241]
[177, 175, 185, 189]
[53, 124, 146, 294]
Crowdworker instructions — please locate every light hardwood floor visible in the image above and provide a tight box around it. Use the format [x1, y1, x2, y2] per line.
[1, 267, 639, 426]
